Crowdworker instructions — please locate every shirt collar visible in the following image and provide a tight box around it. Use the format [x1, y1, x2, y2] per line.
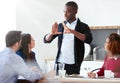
[66, 18, 78, 25]
[109, 55, 120, 60]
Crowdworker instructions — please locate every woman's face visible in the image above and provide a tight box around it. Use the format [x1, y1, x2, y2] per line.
[29, 36, 35, 49]
[104, 38, 109, 52]
[104, 38, 112, 56]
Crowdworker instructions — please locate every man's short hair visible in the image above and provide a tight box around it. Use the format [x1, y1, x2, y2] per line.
[6, 30, 22, 47]
[65, 1, 78, 10]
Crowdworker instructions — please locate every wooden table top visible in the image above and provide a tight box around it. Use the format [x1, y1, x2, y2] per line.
[37, 76, 120, 83]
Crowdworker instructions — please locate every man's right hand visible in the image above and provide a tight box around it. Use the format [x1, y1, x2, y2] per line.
[45, 22, 62, 41]
[51, 22, 62, 35]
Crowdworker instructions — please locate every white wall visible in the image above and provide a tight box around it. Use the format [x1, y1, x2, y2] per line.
[77, 0, 120, 26]
[16, 0, 120, 68]
[0, 0, 16, 51]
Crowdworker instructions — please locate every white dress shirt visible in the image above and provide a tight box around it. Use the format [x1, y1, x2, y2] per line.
[58, 18, 78, 64]
[0, 47, 41, 83]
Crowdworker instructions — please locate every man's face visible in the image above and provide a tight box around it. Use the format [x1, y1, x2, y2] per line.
[64, 5, 77, 21]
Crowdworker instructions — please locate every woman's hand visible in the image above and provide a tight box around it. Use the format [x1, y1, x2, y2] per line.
[87, 72, 96, 78]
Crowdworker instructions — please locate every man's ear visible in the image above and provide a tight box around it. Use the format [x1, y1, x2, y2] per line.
[75, 10, 77, 14]
[14, 42, 19, 47]
[14, 42, 21, 51]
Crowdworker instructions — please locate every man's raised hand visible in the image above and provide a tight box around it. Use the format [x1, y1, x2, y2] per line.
[51, 22, 62, 35]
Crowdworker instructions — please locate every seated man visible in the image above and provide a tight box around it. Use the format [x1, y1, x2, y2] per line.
[0, 30, 42, 83]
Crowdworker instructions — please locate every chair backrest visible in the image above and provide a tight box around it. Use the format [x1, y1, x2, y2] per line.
[84, 43, 91, 59]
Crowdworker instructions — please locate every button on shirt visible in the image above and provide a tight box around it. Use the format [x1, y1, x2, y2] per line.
[58, 18, 78, 64]
[0, 47, 41, 83]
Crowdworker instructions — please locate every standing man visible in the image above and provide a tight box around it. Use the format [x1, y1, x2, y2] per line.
[44, 1, 93, 75]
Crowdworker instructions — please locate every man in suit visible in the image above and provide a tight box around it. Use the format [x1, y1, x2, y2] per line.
[44, 1, 93, 75]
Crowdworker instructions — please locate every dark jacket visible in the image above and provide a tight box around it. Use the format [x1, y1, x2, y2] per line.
[16, 51, 40, 70]
[44, 18, 92, 69]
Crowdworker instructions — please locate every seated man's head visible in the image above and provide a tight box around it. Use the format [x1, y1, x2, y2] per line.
[6, 30, 22, 51]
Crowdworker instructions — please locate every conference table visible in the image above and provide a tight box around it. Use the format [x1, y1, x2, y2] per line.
[37, 76, 120, 83]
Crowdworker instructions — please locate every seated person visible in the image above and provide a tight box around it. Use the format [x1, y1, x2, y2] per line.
[0, 30, 42, 83]
[16, 33, 41, 72]
[88, 33, 120, 78]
